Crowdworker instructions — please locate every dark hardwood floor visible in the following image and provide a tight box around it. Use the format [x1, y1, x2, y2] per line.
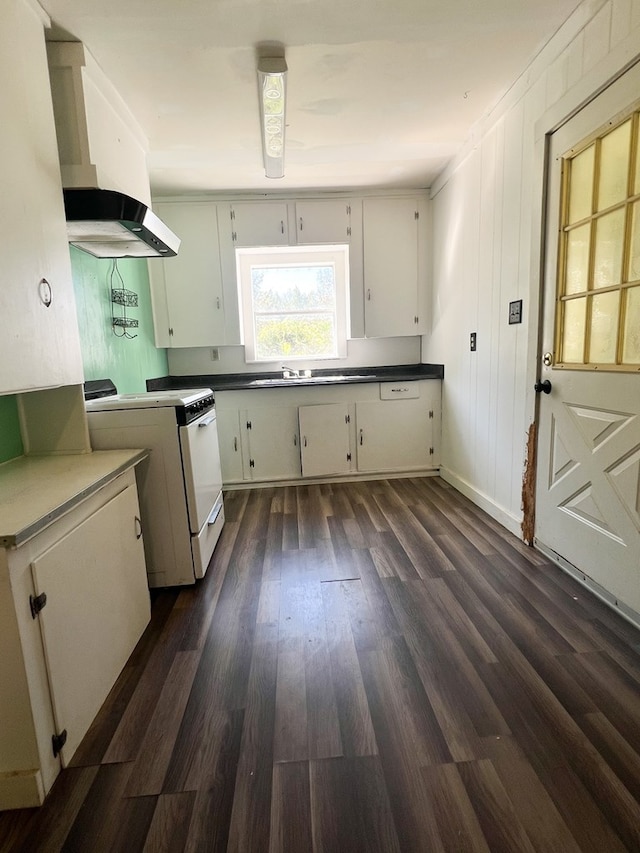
[2, 476, 640, 852]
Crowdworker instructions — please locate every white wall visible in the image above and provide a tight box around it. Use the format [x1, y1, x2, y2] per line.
[423, 0, 640, 536]
[168, 336, 422, 376]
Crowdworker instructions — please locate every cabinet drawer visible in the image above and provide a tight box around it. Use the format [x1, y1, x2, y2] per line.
[379, 382, 419, 400]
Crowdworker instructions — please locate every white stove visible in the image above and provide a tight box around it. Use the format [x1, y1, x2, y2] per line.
[85, 384, 224, 587]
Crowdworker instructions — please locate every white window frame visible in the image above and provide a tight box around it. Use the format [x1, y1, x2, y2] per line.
[236, 244, 350, 363]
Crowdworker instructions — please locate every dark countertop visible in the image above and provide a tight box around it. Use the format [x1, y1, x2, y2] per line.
[147, 363, 444, 393]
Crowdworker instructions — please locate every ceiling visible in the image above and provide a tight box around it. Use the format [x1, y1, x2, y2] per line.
[41, 0, 584, 197]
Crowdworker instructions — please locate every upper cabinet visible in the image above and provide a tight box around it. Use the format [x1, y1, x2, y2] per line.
[363, 196, 428, 338]
[147, 192, 428, 350]
[294, 200, 352, 244]
[228, 202, 290, 247]
[0, 0, 84, 395]
[148, 202, 226, 348]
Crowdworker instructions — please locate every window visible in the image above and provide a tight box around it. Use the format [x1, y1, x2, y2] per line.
[236, 245, 350, 363]
[556, 109, 640, 369]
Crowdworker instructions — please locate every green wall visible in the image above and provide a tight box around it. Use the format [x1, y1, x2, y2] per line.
[0, 250, 168, 465]
[71, 247, 168, 393]
[0, 395, 23, 464]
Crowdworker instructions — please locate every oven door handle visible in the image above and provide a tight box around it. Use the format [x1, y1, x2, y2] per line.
[197, 416, 215, 427]
[208, 501, 223, 525]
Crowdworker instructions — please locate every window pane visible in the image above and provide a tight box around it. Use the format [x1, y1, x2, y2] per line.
[588, 291, 619, 363]
[254, 313, 337, 360]
[568, 145, 594, 223]
[593, 208, 625, 288]
[622, 286, 640, 363]
[628, 201, 640, 282]
[565, 224, 590, 295]
[561, 297, 586, 362]
[597, 120, 631, 210]
[251, 264, 336, 312]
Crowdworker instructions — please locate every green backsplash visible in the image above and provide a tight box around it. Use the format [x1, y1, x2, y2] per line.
[71, 246, 168, 394]
[0, 395, 23, 464]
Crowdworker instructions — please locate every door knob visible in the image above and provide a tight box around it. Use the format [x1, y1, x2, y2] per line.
[534, 380, 552, 394]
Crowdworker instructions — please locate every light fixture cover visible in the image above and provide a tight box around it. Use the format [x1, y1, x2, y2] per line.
[258, 57, 287, 179]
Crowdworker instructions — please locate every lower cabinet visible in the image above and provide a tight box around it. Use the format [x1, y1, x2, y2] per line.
[216, 408, 244, 483]
[216, 380, 441, 486]
[355, 398, 434, 472]
[0, 467, 150, 810]
[299, 403, 352, 477]
[242, 406, 301, 481]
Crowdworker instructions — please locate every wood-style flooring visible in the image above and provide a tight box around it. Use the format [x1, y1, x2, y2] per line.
[1, 476, 640, 852]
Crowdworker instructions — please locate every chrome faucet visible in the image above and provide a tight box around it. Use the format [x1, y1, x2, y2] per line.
[282, 365, 300, 378]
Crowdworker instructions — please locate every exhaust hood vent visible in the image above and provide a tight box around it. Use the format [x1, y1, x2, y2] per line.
[64, 189, 181, 259]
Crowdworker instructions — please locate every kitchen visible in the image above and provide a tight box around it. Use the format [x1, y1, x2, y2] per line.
[1, 0, 640, 849]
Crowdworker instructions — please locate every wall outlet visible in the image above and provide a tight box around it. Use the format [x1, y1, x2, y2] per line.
[470, 332, 477, 352]
[509, 299, 523, 324]
[211, 347, 220, 361]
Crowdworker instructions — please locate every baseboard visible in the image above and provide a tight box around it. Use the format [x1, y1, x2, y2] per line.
[535, 540, 640, 632]
[0, 768, 45, 811]
[439, 467, 523, 539]
[223, 468, 440, 491]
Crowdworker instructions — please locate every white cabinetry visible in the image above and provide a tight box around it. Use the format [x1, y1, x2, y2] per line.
[216, 381, 440, 486]
[0, 454, 150, 810]
[229, 201, 290, 246]
[355, 382, 439, 472]
[363, 196, 427, 338]
[299, 403, 352, 477]
[242, 406, 301, 481]
[295, 200, 352, 244]
[31, 483, 149, 765]
[149, 202, 226, 347]
[216, 408, 244, 483]
[0, 0, 84, 394]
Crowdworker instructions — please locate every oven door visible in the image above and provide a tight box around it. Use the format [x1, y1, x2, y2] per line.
[179, 408, 223, 534]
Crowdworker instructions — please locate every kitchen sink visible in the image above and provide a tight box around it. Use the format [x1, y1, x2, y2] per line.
[249, 374, 370, 386]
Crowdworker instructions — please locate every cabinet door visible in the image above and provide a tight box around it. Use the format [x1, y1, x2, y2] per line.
[216, 408, 244, 483]
[356, 398, 432, 472]
[363, 197, 421, 338]
[243, 406, 300, 480]
[150, 203, 225, 347]
[31, 484, 150, 766]
[299, 403, 352, 477]
[295, 200, 351, 244]
[0, 0, 84, 393]
[230, 202, 290, 246]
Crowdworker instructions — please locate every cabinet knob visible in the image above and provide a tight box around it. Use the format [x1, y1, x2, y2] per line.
[359, 428, 364, 445]
[134, 516, 143, 539]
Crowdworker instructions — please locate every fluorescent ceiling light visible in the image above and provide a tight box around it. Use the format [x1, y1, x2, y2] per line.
[258, 57, 287, 179]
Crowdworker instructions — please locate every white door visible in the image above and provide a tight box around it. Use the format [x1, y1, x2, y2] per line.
[363, 197, 420, 337]
[295, 200, 351, 244]
[31, 484, 150, 765]
[152, 202, 226, 347]
[242, 406, 301, 480]
[535, 65, 640, 618]
[355, 399, 432, 472]
[180, 410, 223, 533]
[299, 403, 352, 477]
[230, 202, 290, 246]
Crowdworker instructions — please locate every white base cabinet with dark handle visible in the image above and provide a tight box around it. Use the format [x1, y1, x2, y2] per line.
[0, 455, 150, 811]
[215, 379, 441, 486]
